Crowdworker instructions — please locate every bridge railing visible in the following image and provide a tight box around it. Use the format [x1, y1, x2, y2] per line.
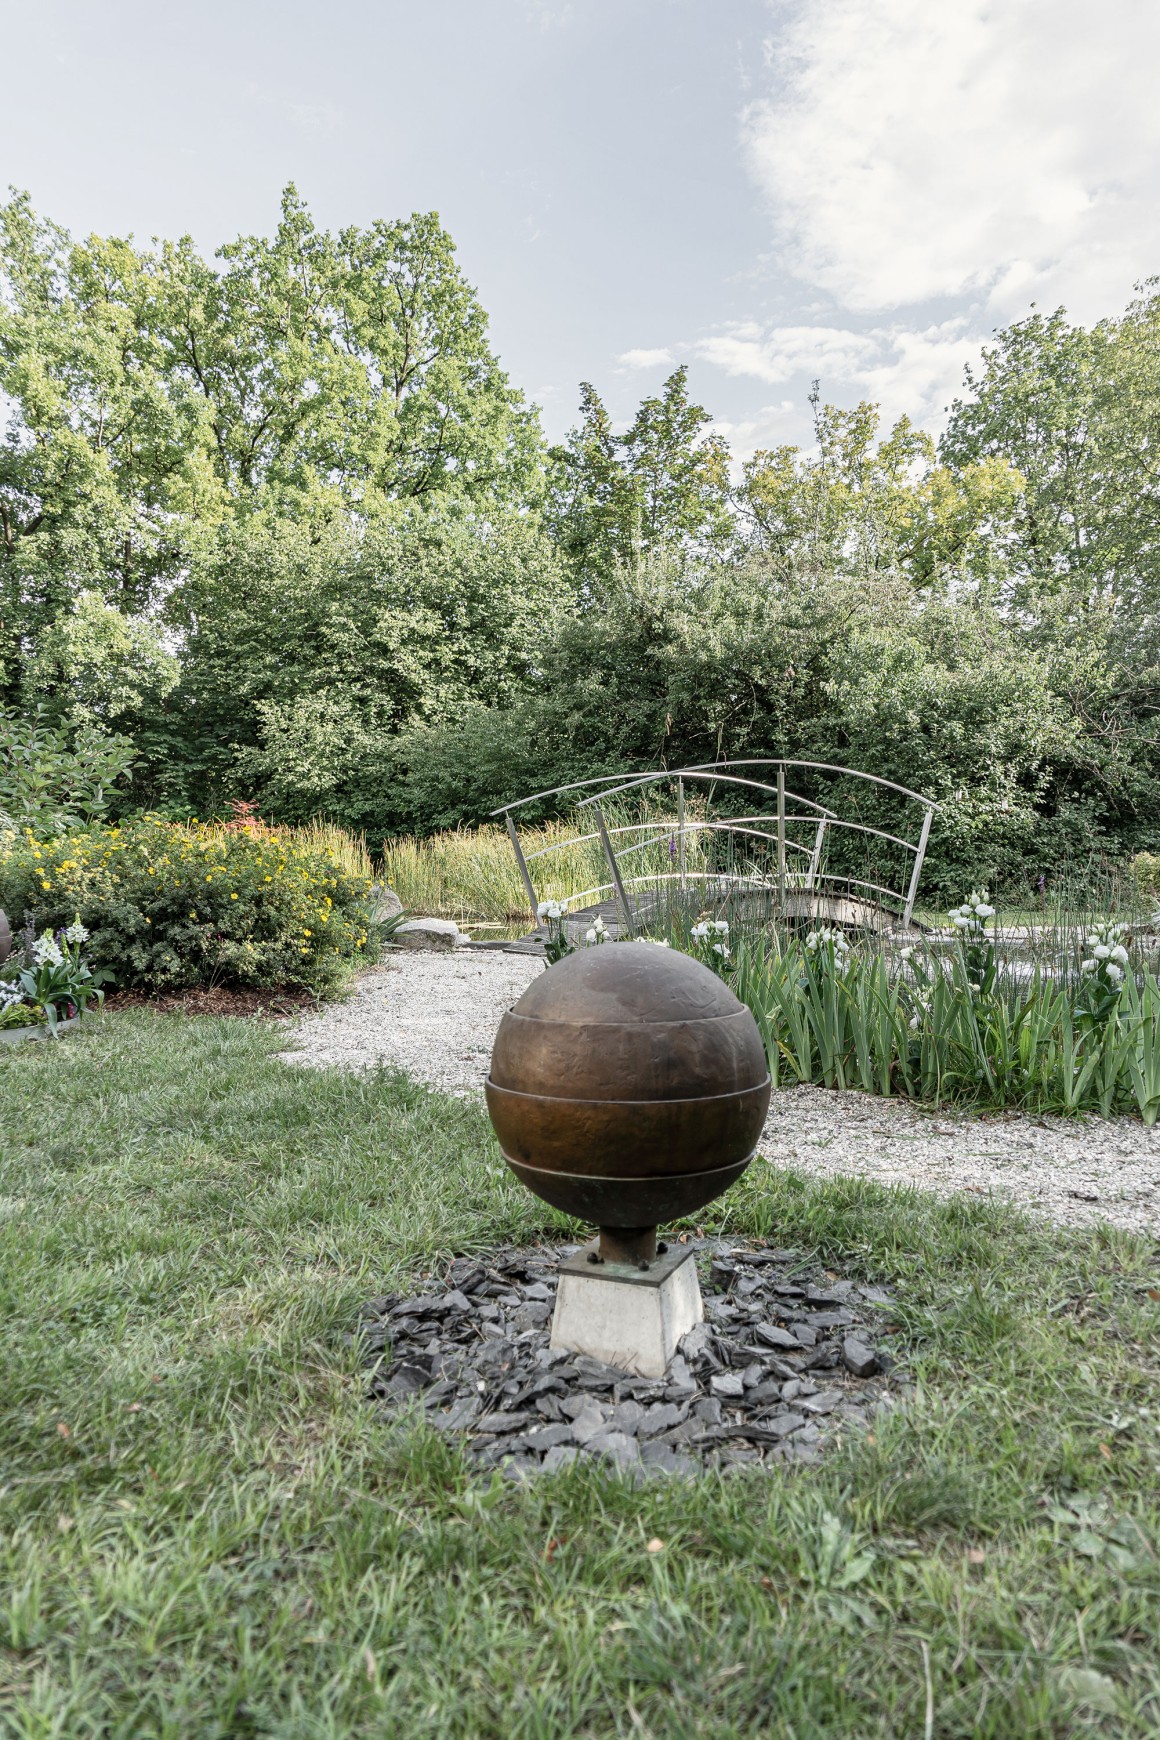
[490, 761, 937, 934]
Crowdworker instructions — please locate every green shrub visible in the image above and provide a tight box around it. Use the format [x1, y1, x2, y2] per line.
[0, 816, 377, 993]
[0, 707, 136, 834]
[1130, 852, 1160, 898]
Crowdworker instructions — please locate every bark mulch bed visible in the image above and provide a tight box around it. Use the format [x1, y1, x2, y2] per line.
[104, 985, 316, 1019]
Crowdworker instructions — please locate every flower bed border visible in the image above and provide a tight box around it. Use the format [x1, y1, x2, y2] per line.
[0, 1013, 83, 1046]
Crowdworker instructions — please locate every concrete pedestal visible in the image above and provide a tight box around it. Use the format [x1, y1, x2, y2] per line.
[549, 1239, 703, 1377]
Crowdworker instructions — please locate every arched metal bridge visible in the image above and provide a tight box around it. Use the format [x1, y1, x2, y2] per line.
[490, 761, 938, 945]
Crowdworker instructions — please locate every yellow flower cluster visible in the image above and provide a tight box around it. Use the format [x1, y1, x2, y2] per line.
[0, 814, 377, 993]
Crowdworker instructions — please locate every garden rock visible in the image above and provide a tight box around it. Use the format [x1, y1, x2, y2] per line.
[360, 1239, 907, 1477]
[394, 918, 467, 952]
[371, 887, 403, 920]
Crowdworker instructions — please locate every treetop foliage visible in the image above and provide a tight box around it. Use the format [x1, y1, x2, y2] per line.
[2, 184, 1160, 890]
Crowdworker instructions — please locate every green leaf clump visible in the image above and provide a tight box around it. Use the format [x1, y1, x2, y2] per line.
[0, 815, 378, 993]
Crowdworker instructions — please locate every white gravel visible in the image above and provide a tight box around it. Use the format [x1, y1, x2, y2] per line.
[280, 952, 1160, 1237]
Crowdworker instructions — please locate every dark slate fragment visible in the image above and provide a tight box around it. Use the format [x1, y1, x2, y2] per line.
[806, 1286, 850, 1306]
[754, 1323, 801, 1351]
[842, 1337, 879, 1377]
[391, 1295, 445, 1319]
[639, 1401, 685, 1437]
[569, 1402, 611, 1445]
[433, 1396, 481, 1432]
[382, 1362, 432, 1397]
[476, 1410, 533, 1435]
[750, 1410, 806, 1439]
[679, 1321, 713, 1362]
[609, 1400, 645, 1435]
[585, 1431, 641, 1467]
[801, 1389, 843, 1416]
[447, 1259, 487, 1291]
[640, 1444, 698, 1476]
[513, 1374, 567, 1407]
[518, 1423, 575, 1452]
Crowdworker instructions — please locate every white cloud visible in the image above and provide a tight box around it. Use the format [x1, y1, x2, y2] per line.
[616, 347, 675, 369]
[682, 0, 1160, 447]
[691, 317, 982, 440]
[692, 324, 880, 385]
[744, 0, 1160, 322]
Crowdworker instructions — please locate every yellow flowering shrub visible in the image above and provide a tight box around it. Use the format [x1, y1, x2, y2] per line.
[0, 816, 378, 992]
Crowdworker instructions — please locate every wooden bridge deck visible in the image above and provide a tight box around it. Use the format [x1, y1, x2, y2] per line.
[491, 886, 927, 955]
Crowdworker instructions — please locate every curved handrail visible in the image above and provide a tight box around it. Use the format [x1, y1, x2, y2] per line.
[679, 759, 938, 810]
[577, 766, 934, 814]
[488, 758, 928, 819]
[495, 757, 937, 931]
[488, 770, 655, 819]
[522, 811, 832, 864]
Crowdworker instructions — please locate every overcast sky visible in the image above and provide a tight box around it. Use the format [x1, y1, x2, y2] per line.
[4, 0, 1159, 454]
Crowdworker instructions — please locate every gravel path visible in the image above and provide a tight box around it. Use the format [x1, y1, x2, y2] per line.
[280, 953, 1160, 1236]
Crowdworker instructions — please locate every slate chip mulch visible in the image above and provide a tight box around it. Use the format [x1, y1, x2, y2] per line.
[357, 1240, 909, 1477]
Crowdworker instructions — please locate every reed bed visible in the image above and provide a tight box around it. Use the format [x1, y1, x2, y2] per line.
[729, 934, 1160, 1119]
[200, 816, 377, 882]
[380, 810, 712, 922]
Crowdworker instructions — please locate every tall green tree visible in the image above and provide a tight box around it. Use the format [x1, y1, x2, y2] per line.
[161, 506, 569, 824]
[738, 387, 1022, 593]
[0, 191, 218, 680]
[545, 366, 732, 583]
[150, 187, 543, 515]
[940, 289, 1160, 616]
[0, 185, 544, 711]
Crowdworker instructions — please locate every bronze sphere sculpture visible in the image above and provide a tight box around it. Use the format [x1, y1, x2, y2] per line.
[485, 941, 771, 1265]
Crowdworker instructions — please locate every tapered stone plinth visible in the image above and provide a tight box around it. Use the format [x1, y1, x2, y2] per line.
[549, 1239, 702, 1377]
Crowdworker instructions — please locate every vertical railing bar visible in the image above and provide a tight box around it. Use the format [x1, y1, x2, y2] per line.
[678, 775, 686, 893]
[594, 803, 635, 938]
[777, 764, 786, 908]
[902, 805, 934, 931]
[806, 816, 826, 892]
[505, 813, 540, 927]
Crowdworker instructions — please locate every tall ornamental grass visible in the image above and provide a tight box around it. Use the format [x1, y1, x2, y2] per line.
[380, 806, 710, 921]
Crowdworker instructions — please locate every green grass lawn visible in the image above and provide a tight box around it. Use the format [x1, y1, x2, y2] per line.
[2, 1013, 1159, 1737]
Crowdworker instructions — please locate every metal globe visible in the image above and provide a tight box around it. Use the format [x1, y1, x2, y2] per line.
[485, 941, 771, 1261]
